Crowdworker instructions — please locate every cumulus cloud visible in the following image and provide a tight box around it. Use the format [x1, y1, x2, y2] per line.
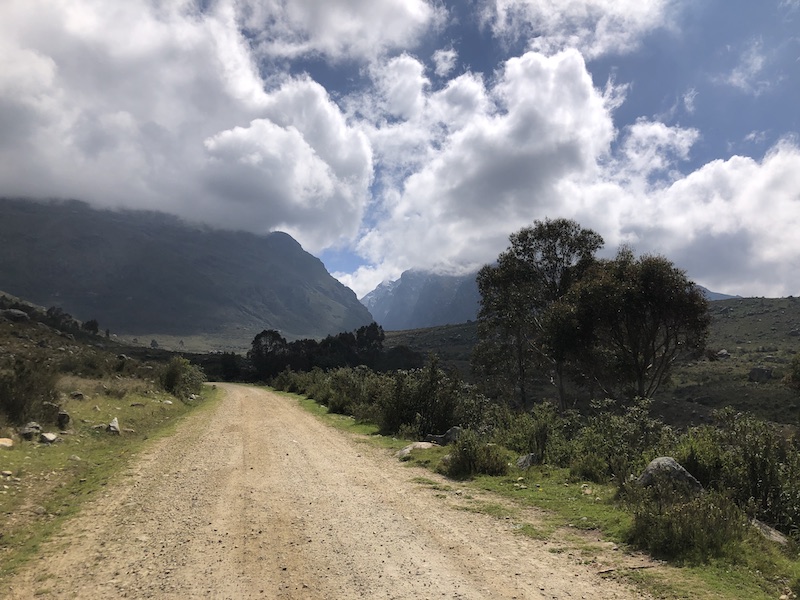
[643, 142, 800, 296]
[0, 0, 371, 253]
[432, 47, 459, 77]
[2, 0, 798, 303]
[481, 0, 678, 58]
[613, 119, 699, 188]
[562, 138, 800, 298]
[238, 0, 442, 61]
[343, 49, 617, 295]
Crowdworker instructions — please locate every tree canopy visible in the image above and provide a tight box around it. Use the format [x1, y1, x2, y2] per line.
[473, 219, 710, 408]
[562, 249, 711, 400]
[247, 323, 403, 381]
[474, 218, 604, 408]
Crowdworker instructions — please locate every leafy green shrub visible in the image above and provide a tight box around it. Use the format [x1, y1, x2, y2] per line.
[271, 368, 296, 392]
[160, 357, 206, 401]
[626, 481, 746, 562]
[569, 452, 609, 483]
[499, 402, 575, 465]
[0, 356, 59, 425]
[675, 408, 798, 536]
[378, 370, 421, 435]
[444, 429, 509, 479]
[572, 399, 676, 485]
[377, 359, 463, 437]
[351, 401, 382, 425]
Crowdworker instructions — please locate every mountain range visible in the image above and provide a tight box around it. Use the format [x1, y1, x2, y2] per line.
[0, 198, 372, 350]
[360, 270, 481, 331]
[360, 273, 739, 332]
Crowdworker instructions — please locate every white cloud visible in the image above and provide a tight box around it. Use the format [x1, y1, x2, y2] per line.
[201, 78, 373, 250]
[373, 54, 430, 120]
[3, 0, 799, 304]
[613, 119, 699, 189]
[238, 0, 443, 61]
[344, 49, 618, 296]
[719, 38, 771, 95]
[0, 0, 372, 253]
[432, 47, 458, 77]
[682, 88, 698, 114]
[563, 139, 800, 298]
[481, 0, 679, 58]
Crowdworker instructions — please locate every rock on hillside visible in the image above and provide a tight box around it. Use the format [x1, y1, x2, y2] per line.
[361, 270, 480, 331]
[0, 198, 373, 343]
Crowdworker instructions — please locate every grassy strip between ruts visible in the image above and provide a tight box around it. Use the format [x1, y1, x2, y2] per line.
[0, 382, 221, 589]
[281, 385, 800, 600]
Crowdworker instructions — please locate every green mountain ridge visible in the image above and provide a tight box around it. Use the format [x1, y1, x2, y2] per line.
[0, 198, 373, 349]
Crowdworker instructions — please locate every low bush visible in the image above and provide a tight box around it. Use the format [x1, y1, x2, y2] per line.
[0, 356, 59, 425]
[572, 399, 676, 486]
[498, 402, 576, 466]
[626, 478, 747, 562]
[444, 429, 509, 479]
[160, 357, 206, 400]
[675, 408, 800, 537]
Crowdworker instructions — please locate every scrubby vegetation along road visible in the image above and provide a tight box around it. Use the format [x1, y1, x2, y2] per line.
[6, 384, 651, 599]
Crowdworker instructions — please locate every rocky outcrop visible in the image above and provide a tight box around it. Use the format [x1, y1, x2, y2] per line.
[1, 308, 30, 322]
[395, 442, 435, 459]
[637, 457, 702, 492]
[423, 426, 463, 446]
[18, 422, 42, 441]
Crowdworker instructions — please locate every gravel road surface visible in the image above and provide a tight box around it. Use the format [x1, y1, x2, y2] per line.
[6, 383, 652, 599]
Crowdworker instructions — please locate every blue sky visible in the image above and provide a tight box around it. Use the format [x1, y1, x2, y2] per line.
[1, 0, 799, 298]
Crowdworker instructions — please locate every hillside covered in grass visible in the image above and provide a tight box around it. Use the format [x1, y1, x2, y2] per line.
[384, 296, 800, 427]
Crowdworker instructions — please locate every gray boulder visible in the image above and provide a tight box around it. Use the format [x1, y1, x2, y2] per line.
[395, 441, 435, 458]
[637, 457, 702, 492]
[423, 426, 463, 446]
[748, 367, 773, 383]
[19, 422, 42, 440]
[516, 453, 538, 470]
[39, 432, 60, 444]
[1, 308, 30, 322]
[107, 417, 120, 435]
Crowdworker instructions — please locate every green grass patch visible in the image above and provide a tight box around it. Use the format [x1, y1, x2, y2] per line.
[274, 389, 407, 451]
[473, 468, 632, 539]
[517, 522, 549, 540]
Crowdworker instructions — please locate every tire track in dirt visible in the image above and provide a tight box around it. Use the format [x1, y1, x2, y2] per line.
[6, 384, 652, 599]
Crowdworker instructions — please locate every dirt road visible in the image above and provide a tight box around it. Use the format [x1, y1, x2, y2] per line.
[6, 384, 651, 599]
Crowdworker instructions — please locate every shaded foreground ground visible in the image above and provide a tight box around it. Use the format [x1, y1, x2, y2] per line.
[6, 384, 652, 599]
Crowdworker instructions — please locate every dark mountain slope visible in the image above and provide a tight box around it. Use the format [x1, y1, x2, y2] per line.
[361, 270, 480, 331]
[0, 198, 372, 343]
